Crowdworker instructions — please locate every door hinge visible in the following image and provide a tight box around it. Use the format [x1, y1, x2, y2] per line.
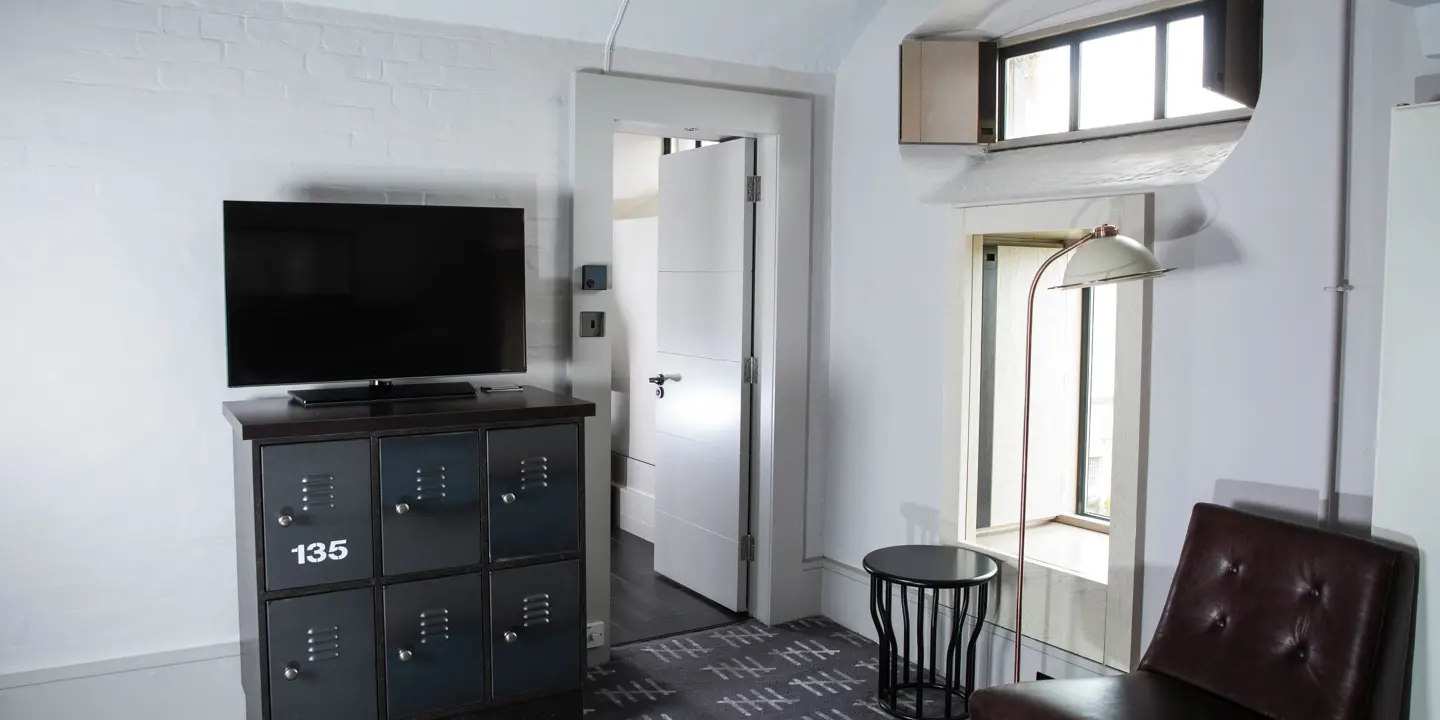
[740, 534, 756, 562]
[742, 357, 758, 384]
[745, 175, 761, 203]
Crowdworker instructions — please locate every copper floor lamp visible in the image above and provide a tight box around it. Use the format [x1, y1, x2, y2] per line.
[1011, 224, 1172, 683]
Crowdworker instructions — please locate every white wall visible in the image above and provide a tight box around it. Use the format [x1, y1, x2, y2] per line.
[1373, 100, 1440, 720]
[0, 0, 831, 683]
[822, 0, 1359, 661]
[1138, 0, 1350, 641]
[822, 0, 953, 574]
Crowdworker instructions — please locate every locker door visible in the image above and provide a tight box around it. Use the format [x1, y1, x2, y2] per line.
[383, 574, 486, 718]
[487, 425, 580, 561]
[379, 432, 482, 575]
[267, 588, 377, 720]
[261, 440, 374, 591]
[489, 561, 581, 699]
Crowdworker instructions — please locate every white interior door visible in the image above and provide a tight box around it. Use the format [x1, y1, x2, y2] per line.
[652, 137, 755, 612]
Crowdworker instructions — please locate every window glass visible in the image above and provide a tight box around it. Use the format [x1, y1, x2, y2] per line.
[1165, 16, 1245, 118]
[977, 245, 1083, 529]
[1004, 46, 1071, 139]
[1080, 283, 1117, 518]
[1078, 26, 1157, 130]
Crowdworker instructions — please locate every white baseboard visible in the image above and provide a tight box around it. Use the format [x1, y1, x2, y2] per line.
[0, 643, 239, 691]
[0, 644, 245, 720]
[818, 559, 1119, 688]
[613, 483, 655, 542]
[611, 454, 656, 542]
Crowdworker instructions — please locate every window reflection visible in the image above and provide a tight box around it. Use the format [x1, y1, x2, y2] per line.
[1166, 16, 1245, 118]
[1079, 26, 1157, 130]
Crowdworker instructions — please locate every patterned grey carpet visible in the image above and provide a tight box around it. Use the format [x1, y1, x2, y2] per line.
[583, 617, 896, 720]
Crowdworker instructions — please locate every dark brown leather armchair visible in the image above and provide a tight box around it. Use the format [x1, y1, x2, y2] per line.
[970, 503, 1417, 720]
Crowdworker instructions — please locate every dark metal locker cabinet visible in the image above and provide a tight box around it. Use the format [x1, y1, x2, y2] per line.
[489, 560, 582, 700]
[261, 439, 374, 591]
[266, 588, 378, 720]
[383, 573, 486, 718]
[486, 425, 580, 561]
[379, 432, 483, 575]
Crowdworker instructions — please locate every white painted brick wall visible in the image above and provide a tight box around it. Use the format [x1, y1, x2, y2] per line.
[0, 0, 833, 678]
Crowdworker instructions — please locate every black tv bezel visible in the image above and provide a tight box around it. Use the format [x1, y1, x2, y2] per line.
[222, 200, 528, 389]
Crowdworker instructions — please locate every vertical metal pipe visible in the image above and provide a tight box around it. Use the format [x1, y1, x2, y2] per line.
[1324, 0, 1358, 531]
[601, 0, 632, 74]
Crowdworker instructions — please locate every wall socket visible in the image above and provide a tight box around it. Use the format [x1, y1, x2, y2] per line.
[579, 311, 605, 337]
[586, 621, 606, 649]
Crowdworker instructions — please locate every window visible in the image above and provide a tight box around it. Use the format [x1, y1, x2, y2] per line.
[951, 199, 1153, 671]
[997, 1, 1259, 141]
[973, 242, 1116, 531]
[1078, 284, 1117, 518]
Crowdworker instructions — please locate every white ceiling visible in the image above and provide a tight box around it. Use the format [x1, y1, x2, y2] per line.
[294, 0, 888, 73]
[916, 0, 1162, 38]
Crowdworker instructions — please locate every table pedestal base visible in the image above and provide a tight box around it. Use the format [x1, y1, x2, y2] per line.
[868, 579, 989, 720]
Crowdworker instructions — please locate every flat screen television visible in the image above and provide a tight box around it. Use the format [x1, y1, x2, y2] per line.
[224, 201, 526, 389]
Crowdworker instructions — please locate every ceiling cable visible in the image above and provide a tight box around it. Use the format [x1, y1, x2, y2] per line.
[603, 0, 632, 74]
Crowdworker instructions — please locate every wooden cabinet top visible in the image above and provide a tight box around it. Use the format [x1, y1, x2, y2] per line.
[223, 386, 595, 441]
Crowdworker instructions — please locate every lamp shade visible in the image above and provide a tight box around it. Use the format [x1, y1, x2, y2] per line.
[1055, 230, 1172, 290]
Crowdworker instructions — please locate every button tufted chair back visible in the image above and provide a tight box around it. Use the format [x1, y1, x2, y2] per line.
[1140, 503, 1404, 720]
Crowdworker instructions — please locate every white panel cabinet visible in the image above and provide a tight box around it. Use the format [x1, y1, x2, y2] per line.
[1374, 101, 1440, 710]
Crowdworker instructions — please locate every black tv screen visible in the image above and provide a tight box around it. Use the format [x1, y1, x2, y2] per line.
[224, 201, 526, 387]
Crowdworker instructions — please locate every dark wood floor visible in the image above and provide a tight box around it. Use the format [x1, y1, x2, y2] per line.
[609, 529, 746, 645]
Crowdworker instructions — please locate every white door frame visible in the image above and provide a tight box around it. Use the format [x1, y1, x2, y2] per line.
[572, 72, 815, 661]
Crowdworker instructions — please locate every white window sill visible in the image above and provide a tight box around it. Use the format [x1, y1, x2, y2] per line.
[967, 520, 1110, 585]
[988, 108, 1253, 153]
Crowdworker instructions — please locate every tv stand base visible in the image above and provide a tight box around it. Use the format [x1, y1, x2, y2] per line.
[288, 380, 477, 406]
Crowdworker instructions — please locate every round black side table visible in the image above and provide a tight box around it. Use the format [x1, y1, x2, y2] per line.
[863, 546, 999, 720]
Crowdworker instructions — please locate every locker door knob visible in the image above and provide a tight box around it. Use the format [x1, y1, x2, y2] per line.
[394, 502, 411, 515]
[397, 649, 413, 662]
[503, 631, 519, 644]
[283, 664, 300, 681]
[277, 514, 294, 528]
[501, 493, 517, 505]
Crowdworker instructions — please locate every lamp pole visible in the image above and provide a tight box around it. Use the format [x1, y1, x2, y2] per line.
[1012, 225, 1108, 683]
[1007, 222, 1169, 682]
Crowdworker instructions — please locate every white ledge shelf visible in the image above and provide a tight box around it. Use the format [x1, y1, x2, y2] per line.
[902, 120, 1248, 207]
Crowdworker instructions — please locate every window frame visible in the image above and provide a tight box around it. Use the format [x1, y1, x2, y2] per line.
[996, 0, 1225, 142]
[948, 196, 1154, 672]
[1075, 287, 1111, 521]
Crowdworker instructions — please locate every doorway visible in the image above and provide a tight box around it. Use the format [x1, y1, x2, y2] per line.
[608, 132, 752, 645]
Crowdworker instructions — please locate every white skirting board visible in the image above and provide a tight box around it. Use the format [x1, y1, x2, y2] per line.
[613, 483, 656, 541]
[0, 644, 245, 720]
[819, 560, 1119, 687]
[611, 453, 657, 542]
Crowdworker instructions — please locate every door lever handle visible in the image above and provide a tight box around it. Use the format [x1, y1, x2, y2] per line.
[648, 374, 682, 385]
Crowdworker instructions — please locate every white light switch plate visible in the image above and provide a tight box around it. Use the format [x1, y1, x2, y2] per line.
[586, 621, 606, 648]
